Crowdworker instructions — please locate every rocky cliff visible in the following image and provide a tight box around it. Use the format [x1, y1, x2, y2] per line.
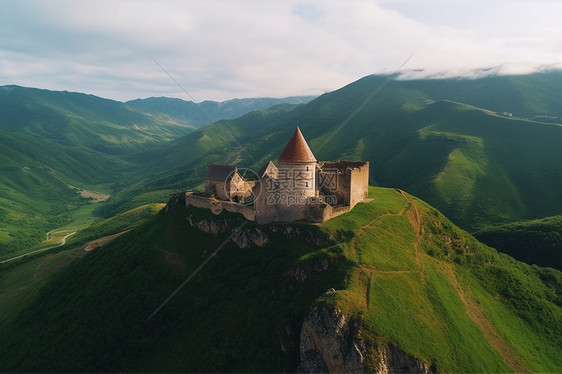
[299, 303, 435, 373]
[166, 189, 331, 249]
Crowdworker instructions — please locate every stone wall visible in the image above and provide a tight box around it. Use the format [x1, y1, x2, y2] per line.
[205, 180, 229, 200]
[317, 161, 369, 208]
[185, 192, 256, 221]
[306, 200, 352, 223]
[348, 161, 369, 208]
[189, 159, 368, 224]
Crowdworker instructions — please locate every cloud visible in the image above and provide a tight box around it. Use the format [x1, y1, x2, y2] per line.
[1, 0, 562, 101]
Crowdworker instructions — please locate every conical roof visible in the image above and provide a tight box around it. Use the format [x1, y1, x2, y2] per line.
[278, 127, 316, 163]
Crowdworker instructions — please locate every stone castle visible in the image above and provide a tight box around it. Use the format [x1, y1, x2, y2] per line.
[185, 127, 369, 223]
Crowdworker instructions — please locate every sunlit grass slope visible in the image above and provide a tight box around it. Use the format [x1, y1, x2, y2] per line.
[0, 188, 559, 372]
[323, 187, 561, 372]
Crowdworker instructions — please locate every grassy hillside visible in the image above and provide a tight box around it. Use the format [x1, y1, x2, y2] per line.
[406, 71, 562, 120]
[0, 130, 119, 255]
[0, 188, 559, 372]
[0, 203, 163, 328]
[115, 71, 562, 232]
[4, 72, 562, 264]
[475, 215, 562, 271]
[0, 85, 194, 255]
[0, 86, 315, 255]
[0, 85, 195, 153]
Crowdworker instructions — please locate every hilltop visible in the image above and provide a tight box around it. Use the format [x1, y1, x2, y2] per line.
[0, 187, 560, 372]
[115, 71, 562, 232]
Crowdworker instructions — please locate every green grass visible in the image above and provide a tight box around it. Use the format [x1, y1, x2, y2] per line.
[66, 203, 165, 246]
[460, 266, 562, 372]
[0, 244, 86, 326]
[0, 203, 163, 329]
[320, 187, 561, 372]
[0, 187, 560, 372]
[475, 215, 562, 270]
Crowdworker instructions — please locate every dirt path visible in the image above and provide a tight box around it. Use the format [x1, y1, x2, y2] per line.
[397, 189, 426, 280]
[351, 189, 527, 371]
[360, 204, 408, 230]
[0, 232, 76, 264]
[353, 189, 423, 307]
[438, 262, 530, 372]
[396, 189, 527, 371]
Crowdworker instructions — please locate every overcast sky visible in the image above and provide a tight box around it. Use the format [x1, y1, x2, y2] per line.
[1, 0, 562, 102]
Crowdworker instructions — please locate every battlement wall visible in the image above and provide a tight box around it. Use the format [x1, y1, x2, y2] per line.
[317, 160, 369, 208]
[185, 192, 256, 221]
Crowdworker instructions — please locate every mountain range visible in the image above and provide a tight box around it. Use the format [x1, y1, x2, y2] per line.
[1, 72, 561, 371]
[105, 71, 562, 232]
[127, 95, 316, 128]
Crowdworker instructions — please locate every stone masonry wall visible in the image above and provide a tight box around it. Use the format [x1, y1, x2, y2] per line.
[185, 192, 256, 221]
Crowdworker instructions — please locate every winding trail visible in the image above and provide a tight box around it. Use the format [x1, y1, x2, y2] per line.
[397, 189, 426, 281]
[0, 232, 76, 264]
[438, 262, 530, 373]
[349, 188, 528, 371]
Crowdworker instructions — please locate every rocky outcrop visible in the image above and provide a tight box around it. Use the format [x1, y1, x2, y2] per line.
[185, 214, 268, 248]
[299, 304, 366, 373]
[298, 303, 435, 374]
[286, 257, 335, 282]
[231, 227, 268, 248]
[186, 215, 229, 235]
[372, 344, 435, 374]
[183, 212, 330, 249]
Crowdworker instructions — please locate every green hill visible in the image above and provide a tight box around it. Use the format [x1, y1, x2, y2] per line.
[0, 85, 195, 153]
[0, 85, 194, 256]
[114, 71, 562, 232]
[475, 215, 562, 271]
[0, 130, 130, 257]
[0, 187, 559, 372]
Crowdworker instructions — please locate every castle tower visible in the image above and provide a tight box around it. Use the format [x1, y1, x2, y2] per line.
[277, 127, 317, 219]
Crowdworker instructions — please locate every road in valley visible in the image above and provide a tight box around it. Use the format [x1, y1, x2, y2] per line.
[0, 232, 76, 264]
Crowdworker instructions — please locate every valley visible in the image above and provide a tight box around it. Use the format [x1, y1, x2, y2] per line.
[1, 72, 561, 372]
[0, 85, 312, 257]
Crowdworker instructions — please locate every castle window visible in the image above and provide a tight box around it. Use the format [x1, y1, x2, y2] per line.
[306, 166, 309, 172]
[306, 182, 308, 187]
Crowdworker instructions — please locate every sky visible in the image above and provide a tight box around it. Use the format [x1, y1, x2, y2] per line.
[1, 0, 562, 102]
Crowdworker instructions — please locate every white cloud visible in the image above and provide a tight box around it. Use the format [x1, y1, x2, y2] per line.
[1, 0, 562, 101]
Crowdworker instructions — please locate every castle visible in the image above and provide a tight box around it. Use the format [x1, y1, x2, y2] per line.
[185, 127, 369, 223]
